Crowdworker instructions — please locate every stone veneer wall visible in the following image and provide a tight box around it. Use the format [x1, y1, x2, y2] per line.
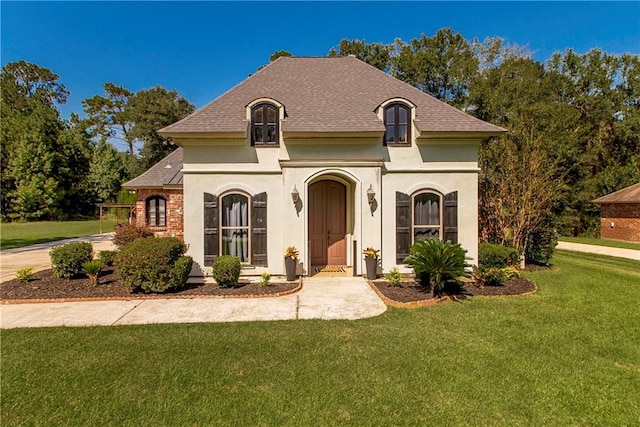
[134, 189, 184, 238]
[600, 203, 640, 242]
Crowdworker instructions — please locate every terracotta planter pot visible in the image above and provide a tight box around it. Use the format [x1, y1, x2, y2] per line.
[285, 257, 297, 281]
[365, 256, 378, 280]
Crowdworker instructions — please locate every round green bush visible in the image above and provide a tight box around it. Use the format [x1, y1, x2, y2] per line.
[98, 250, 117, 267]
[211, 255, 242, 288]
[50, 242, 93, 279]
[115, 237, 190, 293]
[478, 243, 520, 268]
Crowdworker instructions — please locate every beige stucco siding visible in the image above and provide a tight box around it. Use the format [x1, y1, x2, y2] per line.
[180, 138, 480, 276]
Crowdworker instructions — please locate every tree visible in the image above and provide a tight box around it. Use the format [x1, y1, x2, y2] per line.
[82, 84, 194, 173]
[88, 139, 128, 203]
[328, 39, 393, 71]
[82, 83, 134, 154]
[269, 50, 292, 62]
[393, 29, 478, 107]
[0, 61, 68, 220]
[126, 86, 195, 170]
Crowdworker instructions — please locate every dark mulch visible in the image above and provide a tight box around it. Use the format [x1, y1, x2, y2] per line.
[371, 276, 536, 303]
[0, 268, 299, 301]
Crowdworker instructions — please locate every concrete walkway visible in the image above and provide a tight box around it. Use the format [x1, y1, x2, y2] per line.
[556, 241, 640, 261]
[0, 233, 116, 282]
[0, 277, 387, 329]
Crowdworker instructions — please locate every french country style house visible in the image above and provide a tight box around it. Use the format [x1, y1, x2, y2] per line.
[123, 56, 505, 276]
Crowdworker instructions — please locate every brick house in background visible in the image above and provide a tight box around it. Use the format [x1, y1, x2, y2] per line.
[593, 182, 640, 242]
[123, 56, 505, 276]
[122, 148, 184, 238]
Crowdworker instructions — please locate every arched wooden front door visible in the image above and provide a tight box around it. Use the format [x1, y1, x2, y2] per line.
[309, 180, 347, 265]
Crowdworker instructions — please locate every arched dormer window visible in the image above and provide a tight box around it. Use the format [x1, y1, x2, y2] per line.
[384, 103, 411, 146]
[251, 103, 279, 146]
[146, 196, 166, 227]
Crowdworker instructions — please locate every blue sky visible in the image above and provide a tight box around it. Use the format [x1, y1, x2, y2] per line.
[2, 1, 639, 129]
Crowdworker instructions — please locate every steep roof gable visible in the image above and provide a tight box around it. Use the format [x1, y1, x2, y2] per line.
[122, 148, 183, 189]
[160, 56, 505, 135]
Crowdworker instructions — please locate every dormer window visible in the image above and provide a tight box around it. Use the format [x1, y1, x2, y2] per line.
[384, 103, 410, 146]
[251, 103, 279, 146]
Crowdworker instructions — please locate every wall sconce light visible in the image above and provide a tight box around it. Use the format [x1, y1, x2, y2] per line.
[367, 185, 376, 207]
[291, 186, 300, 205]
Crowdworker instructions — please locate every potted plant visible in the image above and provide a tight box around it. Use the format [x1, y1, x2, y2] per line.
[284, 246, 299, 281]
[363, 247, 379, 280]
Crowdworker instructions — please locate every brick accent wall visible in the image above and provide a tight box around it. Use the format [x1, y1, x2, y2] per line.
[134, 189, 184, 238]
[600, 203, 640, 242]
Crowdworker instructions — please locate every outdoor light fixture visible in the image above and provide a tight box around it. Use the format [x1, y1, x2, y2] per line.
[367, 185, 376, 206]
[291, 186, 300, 205]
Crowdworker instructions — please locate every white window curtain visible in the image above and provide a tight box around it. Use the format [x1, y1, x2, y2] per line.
[222, 194, 249, 262]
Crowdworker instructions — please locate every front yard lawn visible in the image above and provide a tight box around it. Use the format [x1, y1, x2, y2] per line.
[2, 251, 639, 425]
[0, 219, 117, 250]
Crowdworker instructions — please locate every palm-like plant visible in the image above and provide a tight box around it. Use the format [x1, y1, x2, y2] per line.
[404, 239, 470, 296]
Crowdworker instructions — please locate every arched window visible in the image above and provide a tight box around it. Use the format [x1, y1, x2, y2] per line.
[220, 193, 250, 262]
[251, 103, 279, 146]
[412, 191, 442, 241]
[384, 103, 411, 145]
[146, 196, 166, 227]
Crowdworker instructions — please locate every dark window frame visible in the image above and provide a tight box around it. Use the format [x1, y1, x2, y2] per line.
[219, 192, 252, 264]
[251, 103, 279, 146]
[411, 190, 442, 242]
[146, 196, 167, 228]
[383, 103, 411, 146]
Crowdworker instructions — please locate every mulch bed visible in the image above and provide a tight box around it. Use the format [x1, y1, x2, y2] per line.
[370, 276, 536, 303]
[0, 268, 299, 302]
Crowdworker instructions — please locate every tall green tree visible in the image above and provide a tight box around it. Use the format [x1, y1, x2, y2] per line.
[88, 139, 128, 203]
[328, 39, 393, 71]
[393, 29, 478, 107]
[126, 86, 195, 169]
[1, 61, 69, 220]
[82, 84, 194, 173]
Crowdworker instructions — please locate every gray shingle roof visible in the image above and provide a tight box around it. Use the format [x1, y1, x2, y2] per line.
[593, 182, 640, 204]
[122, 148, 183, 189]
[160, 56, 505, 135]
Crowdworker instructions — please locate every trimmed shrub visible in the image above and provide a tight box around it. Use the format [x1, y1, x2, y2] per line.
[50, 242, 93, 279]
[479, 243, 520, 268]
[526, 227, 558, 266]
[404, 239, 471, 296]
[98, 250, 117, 267]
[113, 223, 154, 248]
[116, 237, 189, 293]
[211, 255, 242, 288]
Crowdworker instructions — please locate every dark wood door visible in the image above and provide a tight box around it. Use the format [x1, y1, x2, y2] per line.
[309, 181, 347, 265]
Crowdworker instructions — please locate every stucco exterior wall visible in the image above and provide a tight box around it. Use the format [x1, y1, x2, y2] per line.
[600, 203, 640, 242]
[180, 138, 480, 276]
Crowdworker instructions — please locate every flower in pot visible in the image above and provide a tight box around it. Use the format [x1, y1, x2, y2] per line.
[284, 246, 299, 281]
[363, 247, 379, 280]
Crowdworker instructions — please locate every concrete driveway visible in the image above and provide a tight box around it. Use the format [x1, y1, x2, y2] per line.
[556, 241, 640, 260]
[0, 233, 116, 282]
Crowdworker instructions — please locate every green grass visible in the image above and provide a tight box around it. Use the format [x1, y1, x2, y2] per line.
[2, 251, 639, 426]
[559, 236, 640, 250]
[0, 219, 117, 250]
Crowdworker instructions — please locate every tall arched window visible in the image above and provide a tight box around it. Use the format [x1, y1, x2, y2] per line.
[384, 103, 411, 145]
[146, 196, 166, 227]
[412, 191, 442, 241]
[251, 103, 279, 146]
[220, 193, 250, 262]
